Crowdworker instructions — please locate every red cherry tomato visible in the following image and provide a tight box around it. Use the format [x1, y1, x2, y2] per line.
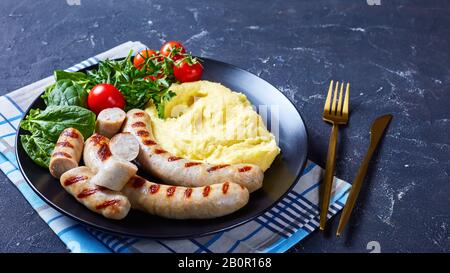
[144, 72, 164, 81]
[173, 60, 203, 82]
[88, 84, 125, 115]
[160, 41, 186, 61]
[144, 75, 157, 81]
[133, 49, 158, 69]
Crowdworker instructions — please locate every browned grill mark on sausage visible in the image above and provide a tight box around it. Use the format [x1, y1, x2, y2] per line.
[154, 148, 167, 154]
[64, 175, 88, 186]
[96, 199, 120, 210]
[98, 143, 112, 161]
[185, 162, 202, 168]
[134, 112, 145, 117]
[168, 156, 182, 162]
[52, 151, 72, 159]
[240, 184, 246, 190]
[137, 130, 150, 137]
[131, 121, 146, 128]
[166, 186, 177, 197]
[184, 188, 193, 198]
[143, 139, 157, 146]
[130, 177, 146, 188]
[203, 186, 211, 197]
[56, 141, 74, 148]
[149, 184, 160, 194]
[77, 188, 98, 198]
[238, 166, 252, 172]
[207, 164, 230, 172]
[222, 182, 230, 194]
[63, 129, 79, 139]
[90, 133, 107, 145]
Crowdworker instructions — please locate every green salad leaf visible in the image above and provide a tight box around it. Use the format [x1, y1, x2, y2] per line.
[41, 84, 55, 104]
[54, 70, 88, 82]
[21, 105, 96, 142]
[42, 70, 92, 106]
[54, 70, 93, 90]
[152, 89, 177, 118]
[86, 51, 176, 115]
[20, 105, 96, 168]
[20, 134, 55, 168]
[44, 80, 88, 107]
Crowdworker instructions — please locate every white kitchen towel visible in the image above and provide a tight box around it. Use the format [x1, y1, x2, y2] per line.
[0, 41, 350, 253]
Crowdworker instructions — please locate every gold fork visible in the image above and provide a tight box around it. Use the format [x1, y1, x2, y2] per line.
[319, 80, 350, 230]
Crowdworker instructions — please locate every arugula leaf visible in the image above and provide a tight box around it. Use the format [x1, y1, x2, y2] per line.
[45, 80, 88, 107]
[20, 134, 55, 168]
[86, 50, 177, 116]
[20, 105, 96, 142]
[152, 89, 176, 118]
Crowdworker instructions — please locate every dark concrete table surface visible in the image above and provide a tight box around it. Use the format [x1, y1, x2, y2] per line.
[1, 0, 449, 253]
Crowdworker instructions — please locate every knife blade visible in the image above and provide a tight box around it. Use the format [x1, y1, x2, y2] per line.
[336, 114, 393, 236]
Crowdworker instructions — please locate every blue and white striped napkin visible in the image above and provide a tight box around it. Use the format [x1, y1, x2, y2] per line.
[0, 41, 350, 253]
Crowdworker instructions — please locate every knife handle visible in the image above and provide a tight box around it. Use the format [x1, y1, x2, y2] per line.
[336, 147, 375, 236]
[320, 123, 339, 230]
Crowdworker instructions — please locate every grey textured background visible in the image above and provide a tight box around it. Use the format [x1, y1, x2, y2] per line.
[0, 0, 449, 253]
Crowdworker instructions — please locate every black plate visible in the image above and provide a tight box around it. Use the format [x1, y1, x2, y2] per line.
[16, 58, 308, 239]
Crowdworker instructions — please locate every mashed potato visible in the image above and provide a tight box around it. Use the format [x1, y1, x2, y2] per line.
[145, 80, 280, 171]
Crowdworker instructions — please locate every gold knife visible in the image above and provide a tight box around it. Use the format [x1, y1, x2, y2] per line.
[336, 114, 393, 236]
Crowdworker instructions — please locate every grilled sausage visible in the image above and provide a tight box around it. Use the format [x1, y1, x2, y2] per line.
[122, 109, 264, 192]
[49, 128, 84, 178]
[110, 133, 140, 161]
[90, 158, 138, 191]
[95, 107, 126, 138]
[60, 166, 131, 220]
[83, 133, 113, 172]
[83, 133, 138, 191]
[122, 176, 249, 219]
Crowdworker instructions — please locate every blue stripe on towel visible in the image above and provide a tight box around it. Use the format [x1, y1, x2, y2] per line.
[157, 240, 176, 253]
[0, 115, 22, 125]
[0, 113, 18, 131]
[116, 239, 139, 253]
[47, 214, 65, 225]
[57, 225, 81, 237]
[190, 239, 213, 253]
[5, 95, 24, 113]
[195, 232, 224, 253]
[226, 225, 265, 253]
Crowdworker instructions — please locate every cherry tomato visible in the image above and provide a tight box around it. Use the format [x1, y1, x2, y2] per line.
[144, 75, 157, 81]
[144, 72, 164, 81]
[173, 60, 203, 82]
[88, 84, 125, 115]
[160, 41, 186, 61]
[133, 49, 158, 69]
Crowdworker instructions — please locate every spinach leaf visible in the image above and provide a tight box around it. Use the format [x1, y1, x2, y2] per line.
[20, 134, 55, 168]
[20, 105, 95, 169]
[42, 84, 55, 104]
[54, 70, 88, 82]
[20, 105, 96, 142]
[20, 108, 41, 132]
[45, 80, 88, 107]
[42, 70, 92, 106]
